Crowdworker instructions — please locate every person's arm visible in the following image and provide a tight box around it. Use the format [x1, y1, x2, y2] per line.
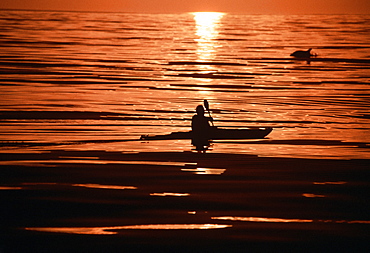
[206, 116, 214, 128]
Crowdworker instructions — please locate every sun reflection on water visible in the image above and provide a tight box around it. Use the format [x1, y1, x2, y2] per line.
[192, 12, 224, 63]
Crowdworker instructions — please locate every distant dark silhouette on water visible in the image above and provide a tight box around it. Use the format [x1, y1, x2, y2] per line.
[290, 48, 314, 58]
[191, 105, 213, 152]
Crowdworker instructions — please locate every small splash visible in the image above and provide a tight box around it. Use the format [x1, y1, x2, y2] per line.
[150, 192, 190, 197]
[72, 184, 137, 190]
[26, 224, 232, 235]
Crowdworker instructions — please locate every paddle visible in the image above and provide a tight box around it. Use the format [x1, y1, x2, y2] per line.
[204, 99, 214, 126]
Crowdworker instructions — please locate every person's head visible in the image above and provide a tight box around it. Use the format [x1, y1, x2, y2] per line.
[196, 105, 204, 115]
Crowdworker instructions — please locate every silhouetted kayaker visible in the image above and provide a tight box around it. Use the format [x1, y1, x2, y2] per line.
[192, 105, 213, 133]
[191, 105, 213, 152]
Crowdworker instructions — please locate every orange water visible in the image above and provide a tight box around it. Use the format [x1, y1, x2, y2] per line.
[0, 11, 369, 158]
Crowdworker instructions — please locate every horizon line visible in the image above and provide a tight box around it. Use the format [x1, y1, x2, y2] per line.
[1, 8, 369, 15]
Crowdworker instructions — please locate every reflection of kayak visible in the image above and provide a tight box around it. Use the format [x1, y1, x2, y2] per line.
[140, 127, 273, 140]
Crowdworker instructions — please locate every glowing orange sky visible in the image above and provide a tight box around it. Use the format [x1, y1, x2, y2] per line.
[1, 0, 370, 14]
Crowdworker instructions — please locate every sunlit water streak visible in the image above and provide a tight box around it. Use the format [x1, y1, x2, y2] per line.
[0, 182, 137, 191]
[150, 192, 190, 196]
[0, 10, 369, 159]
[26, 224, 231, 235]
[212, 216, 370, 224]
[24, 217, 370, 235]
[193, 12, 224, 63]
[72, 184, 137, 190]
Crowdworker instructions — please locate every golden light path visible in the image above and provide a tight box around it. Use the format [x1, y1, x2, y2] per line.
[191, 12, 225, 98]
[192, 12, 224, 63]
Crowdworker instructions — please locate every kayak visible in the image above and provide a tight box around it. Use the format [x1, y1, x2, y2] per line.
[140, 127, 273, 140]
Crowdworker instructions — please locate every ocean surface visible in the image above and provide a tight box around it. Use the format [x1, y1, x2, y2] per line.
[0, 10, 369, 158]
[1, 10, 370, 252]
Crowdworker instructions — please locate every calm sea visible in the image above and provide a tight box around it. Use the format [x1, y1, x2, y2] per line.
[1, 10, 369, 158]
